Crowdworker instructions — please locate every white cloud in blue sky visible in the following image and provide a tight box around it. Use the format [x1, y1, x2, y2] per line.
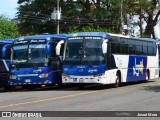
[0, 0, 18, 18]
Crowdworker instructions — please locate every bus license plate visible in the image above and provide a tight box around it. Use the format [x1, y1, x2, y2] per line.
[73, 78, 77, 82]
[79, 79, 84, 83]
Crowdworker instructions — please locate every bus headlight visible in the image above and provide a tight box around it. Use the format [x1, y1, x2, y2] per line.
[10, 75, 17, 80]
[39, 73, 50, 78]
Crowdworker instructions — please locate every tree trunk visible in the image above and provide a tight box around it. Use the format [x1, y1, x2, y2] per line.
[144, 13, 154, 38]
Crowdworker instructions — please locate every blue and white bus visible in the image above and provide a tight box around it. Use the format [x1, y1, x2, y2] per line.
[9, 34, 67, 89]
[61, 32, 159, 88]
[157, 42, 160, 76]
[0, 39, 14, 90]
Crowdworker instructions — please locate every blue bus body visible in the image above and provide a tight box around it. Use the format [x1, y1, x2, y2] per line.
[62, 32, 159, 87]
[0, 39, 14, 88]
[9, 34, 67, 89]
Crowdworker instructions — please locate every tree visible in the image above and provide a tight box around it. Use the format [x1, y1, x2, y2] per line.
[17, 0, 160, 38]
[0, 16, 19, 39]
[121, 0, 160, 38]
[17, 0, 121, 35]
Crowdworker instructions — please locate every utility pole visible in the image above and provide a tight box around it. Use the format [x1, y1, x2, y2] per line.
[120, 0, 123, 34]
[57, 0, 60, 34]
[51, 0, 61, 34]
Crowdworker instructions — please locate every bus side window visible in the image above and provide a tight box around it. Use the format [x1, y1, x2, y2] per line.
[129, 45, 136, 55]
[136, 45, 143, 55]
[143, 46, 148, 55]
[148, 47, 154, 56]
[158, 45, 160, 59]
[5, 48, 11, 59]
[111, 43, 116, 54]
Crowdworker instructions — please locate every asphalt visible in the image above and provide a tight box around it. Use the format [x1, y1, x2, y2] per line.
[0, 78, 160, 120]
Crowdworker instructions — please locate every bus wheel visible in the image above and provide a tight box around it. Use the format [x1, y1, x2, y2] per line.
[78, 84, 85, 89]
[4, 86, 11, 91]
[113, 75, 120, 88]
[28, 86, 36, 90]
[58, 83, 64, 88]
[145, 70, 150, 82]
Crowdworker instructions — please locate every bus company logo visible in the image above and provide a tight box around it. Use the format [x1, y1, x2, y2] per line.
[88, 69, 98, 73]
[79, 69, 84, 72]
[33, 68, 42, 73]
[133, 58, 144, 76]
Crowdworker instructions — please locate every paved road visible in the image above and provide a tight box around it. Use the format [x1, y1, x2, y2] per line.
[0, 79, 160, 120]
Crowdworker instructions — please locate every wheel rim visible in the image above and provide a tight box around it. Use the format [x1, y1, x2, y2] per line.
[146, 72, 149, 80]
[115, 76, 119, 88]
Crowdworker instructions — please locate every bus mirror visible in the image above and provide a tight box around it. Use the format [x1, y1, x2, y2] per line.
[102, 40, 107, 54]
[2, 44, 11, 58]
[56, 40, 64, 56]
[45, 42, 51, 55]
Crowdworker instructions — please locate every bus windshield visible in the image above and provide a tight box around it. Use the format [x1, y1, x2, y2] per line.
[13, 45, 28, 63]
[28, 44, 47, 63]
[63, 38, 105, 65]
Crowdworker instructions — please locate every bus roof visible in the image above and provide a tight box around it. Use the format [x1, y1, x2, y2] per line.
[69, 32, 110, 38]
[129, 36, 156, 42]
[69, 32, 156, 42]
[15, 34, 68, 41]
[0, 39, 14, 43]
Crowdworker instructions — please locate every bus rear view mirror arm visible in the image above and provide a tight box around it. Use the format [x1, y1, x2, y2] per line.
[56, 40, 64, 56]
[102, 40, 108, 54]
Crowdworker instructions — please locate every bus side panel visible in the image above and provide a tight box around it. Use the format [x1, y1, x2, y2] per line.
[0, 60, 9, 88]
[113, 55, 129, 83]
[147, 56, 159, 79]
[105, 70, 117, 84]
[127, 56, 147, 82]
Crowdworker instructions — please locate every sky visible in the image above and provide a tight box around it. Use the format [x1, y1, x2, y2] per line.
[0, 0, 18, 18]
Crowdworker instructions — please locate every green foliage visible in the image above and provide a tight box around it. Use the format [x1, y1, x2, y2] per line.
[0, 16, 19, 39]
[16, 0, 160, 38]
[68, 26, 113, 34]
[17, 0, 121, 35]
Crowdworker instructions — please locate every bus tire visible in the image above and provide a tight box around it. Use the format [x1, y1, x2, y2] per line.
[4, 86, 15, 91]
[4, 86, 11, 91]
[58, 83, 64, 88]
[145, 70, 150, 82]
[78, 84, 85, 89]
[113, 74, 121, 88]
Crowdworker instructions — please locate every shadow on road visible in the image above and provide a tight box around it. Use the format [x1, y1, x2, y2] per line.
[141, 85, 160, 92]
[0, 80, 157, 93]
